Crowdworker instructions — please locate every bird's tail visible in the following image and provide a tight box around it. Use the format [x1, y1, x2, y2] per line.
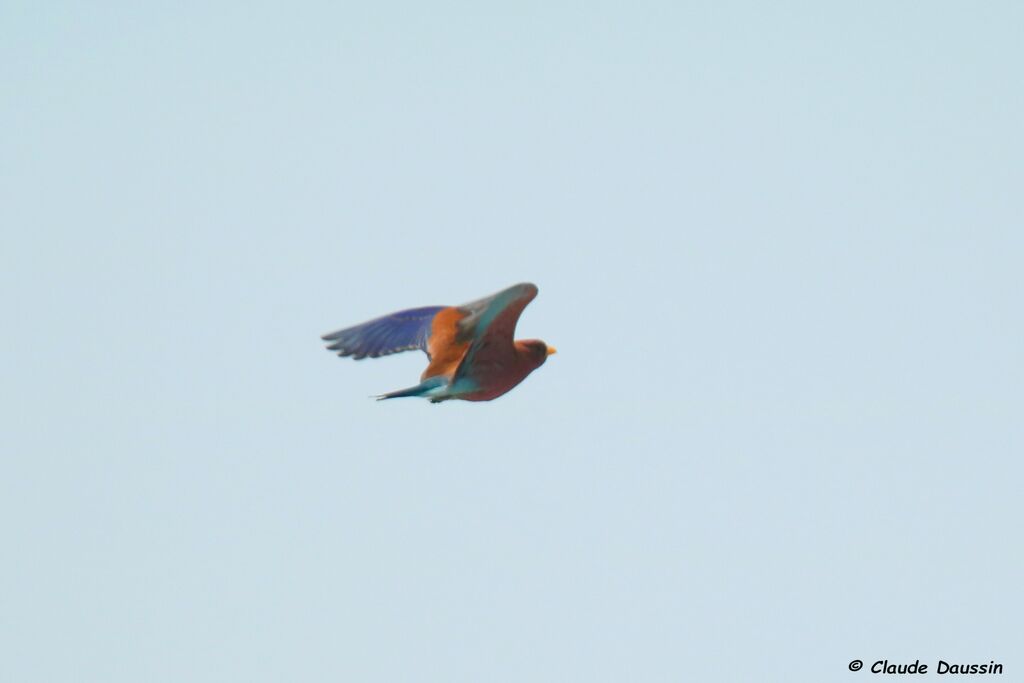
[376, 376, 450, 401]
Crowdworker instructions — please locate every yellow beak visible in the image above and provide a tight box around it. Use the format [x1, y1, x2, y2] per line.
[547, 346, 558, 356]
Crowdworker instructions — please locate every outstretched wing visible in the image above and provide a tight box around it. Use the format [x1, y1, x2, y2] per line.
[452, 283, 538, 380]
[321, 306, 444, 360]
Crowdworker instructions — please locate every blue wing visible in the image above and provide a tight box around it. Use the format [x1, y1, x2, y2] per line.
[452, 283, 538, 382]
[455, 283, 538, 344]
[321, 306, 444, 360]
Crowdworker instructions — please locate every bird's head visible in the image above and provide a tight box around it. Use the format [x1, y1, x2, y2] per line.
[517, 339, 557, 366]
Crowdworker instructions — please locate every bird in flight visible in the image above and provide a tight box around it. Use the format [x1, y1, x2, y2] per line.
[321, 283, 556, 403]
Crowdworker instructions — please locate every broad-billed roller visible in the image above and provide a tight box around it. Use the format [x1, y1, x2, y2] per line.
[321, 283, 555, 403]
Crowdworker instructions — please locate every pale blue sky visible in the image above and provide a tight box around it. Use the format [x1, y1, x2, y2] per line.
[2, 2, 1022, 681]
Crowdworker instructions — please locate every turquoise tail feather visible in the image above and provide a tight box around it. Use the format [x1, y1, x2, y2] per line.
[376, 376, 450, 401]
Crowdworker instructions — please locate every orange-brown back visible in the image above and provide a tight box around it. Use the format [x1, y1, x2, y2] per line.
[421, 307, 470, 380]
